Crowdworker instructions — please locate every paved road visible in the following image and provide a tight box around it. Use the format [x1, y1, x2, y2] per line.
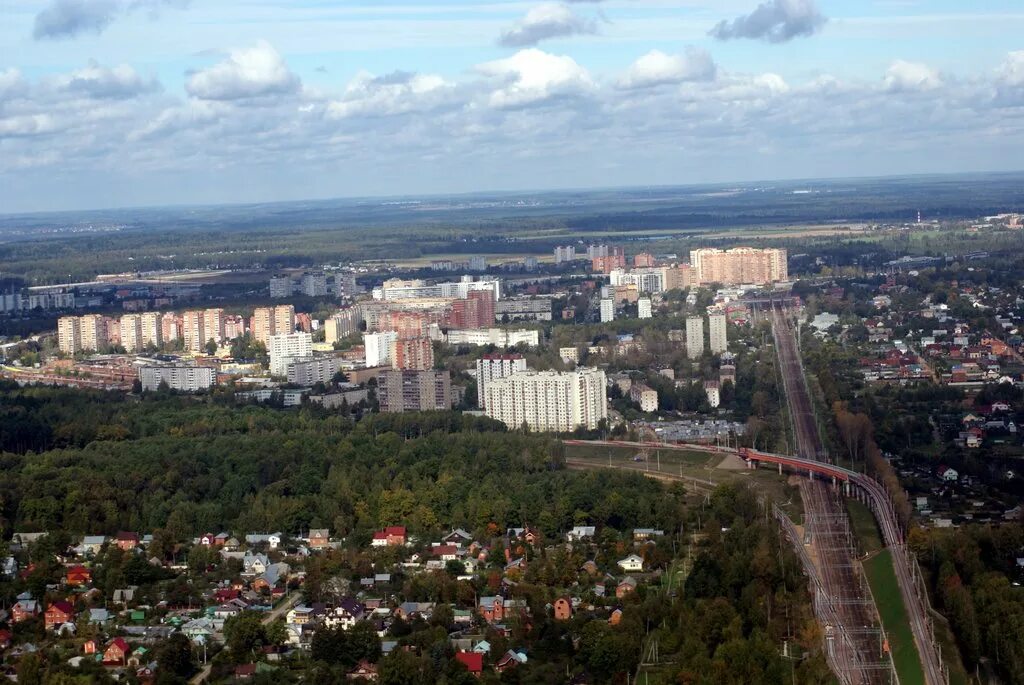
[188, 591, 302, 685]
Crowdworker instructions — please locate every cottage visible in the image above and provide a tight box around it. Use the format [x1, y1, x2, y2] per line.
[442, 529, 473, 546]
[617, 554, 644, 573]
[347, 660, 379, 681]
[103, 638, 130, 666]
[113, 532, 139, 551]
[567, 526, 596, 542]
[242, 553, 270, 575]
[495, 650, 528, 673]
[79, 536, 106, 555]
[632, 528, 664, 541]
[616, 577, 638, 598]
[323, 598, 366, 630]
[553, 597, 573, 621]
[45, 601, 75, 631]
[308, 529, 330, 550]
[455, 651, 484, 677]
[478, 596, 505, 623]
[12, 595, 39, 623]
[65, 565, 91, 587]
[938, 466, 959, 482]
[371, 526, 407, 547]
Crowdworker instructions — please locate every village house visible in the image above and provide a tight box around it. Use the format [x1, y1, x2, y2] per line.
[371, 526, 407, 547]
[116, 532, 140, 551]
[617, 554, 644, 573]
[65, 565, 91, 587]
[12, 594, 39, 623]
[553, 597, 573, 621]
[103, 638, 131, 666]
[455, 651, 484, 677]
[44, 601, 75, 631]
[478, 596, 505, 623]
[616, 577, 638, 598]
[308, 529, 330, 550]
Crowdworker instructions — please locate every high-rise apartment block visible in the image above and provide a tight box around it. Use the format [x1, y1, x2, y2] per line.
[600, 298, 615, 323]
[139, 365, 215, 392]
[686, 316, 705, 358]
[269, 276, 294, 298]
[58, 316, 81, 354]
[140, 312, 162, 349]
[324, 308, 363, 344]
[300, 272, 329, 297]
[120, 314, 144, 352]
[390, 337, 434, 371]
[709, 312, 728, 354]
[269, 332, 313, 376]
[79, 314, 108, 352]
[638, 298, 652, 319]
[378, 370, 452, 413]
[483, 368, 607, 432]
[252, 305, 295, 345]
[364, 331, 398, 368]
[633, 252, 656, 268]
[663, 263, 694, 291]
[161, 313, 180, 344]
[554, 245, 576, 264]
[183, 311, 201, 352]
[475, 354, 527, 409]
[204, 309, 225, 345]
[689, 247, 788, 285]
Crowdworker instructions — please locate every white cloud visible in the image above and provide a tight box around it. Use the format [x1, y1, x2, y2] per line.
[51, 61, 158, 99]
[498, 3, 597, 48]
[884, 60, 941, 92]
[997, 51, 1024, 87]
[477, 48, 592, 108]
[710, 0, 826, 43]
[186, 40, 300, 100]
[327, 71, 455, 119]
[620, 48, 717, 89]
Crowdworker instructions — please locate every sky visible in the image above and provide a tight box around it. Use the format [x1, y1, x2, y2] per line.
[2, 0, 1024, 213]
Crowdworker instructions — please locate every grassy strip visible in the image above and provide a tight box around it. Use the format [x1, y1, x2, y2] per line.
[845, 499, 883, 555]
[863, 550, 927, 685]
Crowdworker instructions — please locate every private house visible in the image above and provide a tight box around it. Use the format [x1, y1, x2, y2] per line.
[308, 529, 330, 550]
[553, 597, 573, 621]
[454, 651, 484, 677]
[103, 638, 131, 666]
[566, 526, 596, 542]
[431, 545, 460, 562]
[242, 553, 270, 575]
[632, 528, 664, 541]
[495, 650, 528, 673]
[938, 466, 959, 482]
[116, 532, 140, 551]
[79, 536, 106, 555]
[12, 595, 39, 623]
[348, 661, 379, 681]
[478, 596, 505, 623]
[371, 526, 407, 547]
[617, 554, 644, 573]
[323, 598, 366, 631]
[443, 529, 473, 546]
[65, 565, 91, 587]
[44, 601, 75, 631]
[616, 577, 638, 598]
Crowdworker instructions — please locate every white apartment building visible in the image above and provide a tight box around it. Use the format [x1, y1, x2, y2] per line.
[600, 298, 615, 323]
[475, 354, 528, 409]
[483, 368, 607, 432]
[554, 245, 576, 264]
[364, 331, 398, 368]
[629, 383, 659, 412]
[269, 332, 313, 376]
[446, 328, 539, 347]
[609, 268, 666, 294]
[287, 356, 344, 386]
[638, 298, 652, 319]
[686, 316, 705, 358]
[374, 277, 501, 302]
[139, 365, 215, 392]
[709, 312, 728, 354]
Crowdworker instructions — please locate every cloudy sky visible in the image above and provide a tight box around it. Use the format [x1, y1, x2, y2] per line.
[3, 0, 1024, 212]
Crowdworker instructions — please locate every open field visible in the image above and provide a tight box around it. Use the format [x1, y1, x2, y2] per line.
[863, 550, 926, 685]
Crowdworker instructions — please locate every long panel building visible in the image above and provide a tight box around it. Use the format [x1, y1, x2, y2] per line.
[483, 368, 607, 432]
[689, 247, 787, 285]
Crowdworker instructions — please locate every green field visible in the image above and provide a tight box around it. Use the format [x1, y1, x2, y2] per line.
[863, 550, 926, 685]
[845, 499, 883, 554]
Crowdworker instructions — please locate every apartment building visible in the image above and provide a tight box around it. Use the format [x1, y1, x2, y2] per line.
[58, 316, 81, 354]
[140, 312, 162, 349]
[554, 245, 576, 264]
[483, 368, 607, 432]
[324, 308, 363, 344]
[686, 316, 705, 358]
[629, 383, 659, 412]
[709, 312, 728, 354]
[364, 331, 398, 368]
[139, 365, 215, 392]
[252, 305, 295, 345]
[269, 332, 313, 376]
[689, 247, 788, 285]
[79, 314, 108, 352]
[600, 298, 615, 323]
[475, 354, 528, 409]
[378, 369, 452, 413]
[287, 356, 345, 386]
[119, 314, 144, 352]
[390, 337, 434, 371]
[638, 298, 652, 319]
